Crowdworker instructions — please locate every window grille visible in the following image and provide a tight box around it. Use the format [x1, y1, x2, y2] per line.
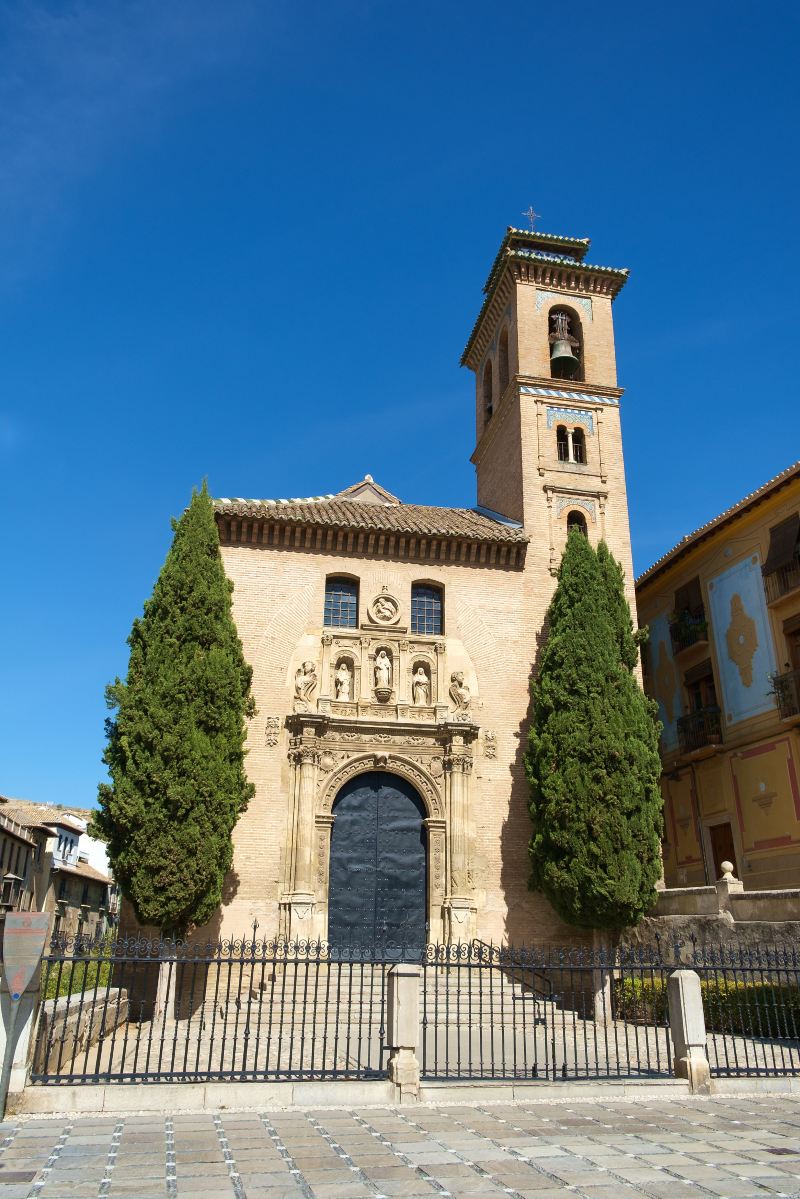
[411, 585, 443, 635]
[324, 578, 358, 628]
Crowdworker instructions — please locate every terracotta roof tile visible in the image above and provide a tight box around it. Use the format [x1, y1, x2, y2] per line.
[214, 497, 527, 544]
[55, 860, 111, 884]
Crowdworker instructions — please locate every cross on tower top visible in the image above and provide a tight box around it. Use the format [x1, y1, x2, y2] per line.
[521, 205, 540, 231]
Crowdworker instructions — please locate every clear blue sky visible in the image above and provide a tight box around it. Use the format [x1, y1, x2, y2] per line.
[1, 1, 798, 809]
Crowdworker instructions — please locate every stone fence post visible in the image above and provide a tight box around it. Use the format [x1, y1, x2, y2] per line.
[387, 963, 421, 1103]
[0, 967, 41, 1114]
[715, 860, 744, 915]
[666, 969, 711, 1093]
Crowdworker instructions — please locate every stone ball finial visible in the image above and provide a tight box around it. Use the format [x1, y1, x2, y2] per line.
[720, 860, 735, 880]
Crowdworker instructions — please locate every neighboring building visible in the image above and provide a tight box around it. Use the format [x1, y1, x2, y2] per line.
[636, 462, 800, 891]
[210, 225, 636, 949]
[0, 797, 119, 940]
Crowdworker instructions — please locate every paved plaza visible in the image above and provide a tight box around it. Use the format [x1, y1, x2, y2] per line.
[1, 1095, 800, 1199]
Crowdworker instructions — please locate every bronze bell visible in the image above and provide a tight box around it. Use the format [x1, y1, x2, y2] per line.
[549, 312, 580, 379]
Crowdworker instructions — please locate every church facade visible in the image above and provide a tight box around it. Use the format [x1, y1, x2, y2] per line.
[213, 227, 635, 948]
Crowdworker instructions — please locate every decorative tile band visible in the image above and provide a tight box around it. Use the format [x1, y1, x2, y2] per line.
[535, 290, 593, 321]
[556, 496, 596, 521]
[546, 406, 594, 434]
[521, 385, 618, 405]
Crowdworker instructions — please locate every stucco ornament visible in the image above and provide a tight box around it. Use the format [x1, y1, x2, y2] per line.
[449, 671, 471, 715]
[725, 593, 758, 687]
[368, 586, 401, 626]
[293, 660, 318, 711]
[655, 641, 677, 724]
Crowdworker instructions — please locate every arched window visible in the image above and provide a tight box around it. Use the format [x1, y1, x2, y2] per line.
[324, 576, 358, 628]
[411, 583, 443, 635]
[498, 327, 509, 395]
[572, 426, 586, 465]
[567, 509, 588, 535]
[556, 424, 569, 462]
[548, 308, 583, 381]
[482, 360, 493, 420]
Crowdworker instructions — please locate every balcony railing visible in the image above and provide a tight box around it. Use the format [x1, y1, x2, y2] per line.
[669, 607, 709, 655]
[677, 706, 722, 754]
[764, 552, 800, 604]
[772, 668, 800, 720]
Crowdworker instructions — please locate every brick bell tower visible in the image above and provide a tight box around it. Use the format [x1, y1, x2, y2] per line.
[462, 225, 635, 609]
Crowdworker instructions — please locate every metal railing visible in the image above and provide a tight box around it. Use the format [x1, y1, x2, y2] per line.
[772, 667, 800, 720]
[31, 933, 398, 1085]
[420, 942, 672, 1081]
[677, 705, 722, 753]
[669, 608, 709, 654]
[688, 941, 800, 1077]
[764, 553, 800, 604]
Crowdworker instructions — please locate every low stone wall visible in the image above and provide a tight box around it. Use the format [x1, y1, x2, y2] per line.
[33, 988, 128, 1076]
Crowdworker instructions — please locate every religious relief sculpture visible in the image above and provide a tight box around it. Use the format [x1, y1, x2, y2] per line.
[449, 671, 472, 716]
[367, 586, 401, 627]
[412, 665, 430, 706]
[334, 660, 353, 701]
[293, 660, 318, 712]
[374, 650, 392, 688]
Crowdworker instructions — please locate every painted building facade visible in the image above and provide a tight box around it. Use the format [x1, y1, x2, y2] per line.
[211, 226, 637, 948]
[636, 463, 800, 890]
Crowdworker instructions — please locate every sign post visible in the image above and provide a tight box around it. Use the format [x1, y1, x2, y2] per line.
[0, 913, 49, 1118]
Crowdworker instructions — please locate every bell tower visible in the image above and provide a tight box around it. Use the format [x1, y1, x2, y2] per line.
[463, 225, 635, 607]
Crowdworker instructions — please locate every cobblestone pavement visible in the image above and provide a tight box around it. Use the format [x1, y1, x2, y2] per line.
[1, 1095, 800, 1199]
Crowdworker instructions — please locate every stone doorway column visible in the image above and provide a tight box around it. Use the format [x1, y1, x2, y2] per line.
[443, 726, 478, 941]
[281, 714, 327, 941]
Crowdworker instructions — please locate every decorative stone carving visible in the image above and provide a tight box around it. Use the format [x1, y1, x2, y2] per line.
[412, 665, 430, 706]
[367, 587, 401, 627]
[484, 730, 497, 759]
[335, 660, 352, 700]
[293, 660, 318, 712]
[449, 671, 472, 716]
[725, 593, 758, 687]
[374, 649, 392, 688]
[265, 715, 281, 747]
[318, 753, 443, 820]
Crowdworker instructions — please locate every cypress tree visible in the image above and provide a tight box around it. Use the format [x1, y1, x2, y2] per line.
[96, 482, 255, 937]
[526, 530, 663, 929]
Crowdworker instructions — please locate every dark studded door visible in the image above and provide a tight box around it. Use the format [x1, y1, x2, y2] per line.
[328, 772, 427, 955]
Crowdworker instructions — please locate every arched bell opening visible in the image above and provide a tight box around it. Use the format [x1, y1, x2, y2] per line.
[567, 509, 588, 536]
[327, 771, 428, 955]
[548, 306, 584, 381]
[482, 359, 493, 422]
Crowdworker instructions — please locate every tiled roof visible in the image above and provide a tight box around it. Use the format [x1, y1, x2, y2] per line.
[637, 460, 800, 587]
[54, 859, 111, 885]
[0, 797, 90, 833]
[215, 496, 527, 544]
[461, 228, 629, 367]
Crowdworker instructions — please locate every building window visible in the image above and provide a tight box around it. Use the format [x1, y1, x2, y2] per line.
[572, 427, 586, 465]
[324, 577, 358, 628]
[567, 510, 588, 535]
[556, 425, 569, 462]
[498, 327, 509, 395]
[763, 513, 800, 603]
[411, 584, 443, 636]
[483, 360, 493, 420]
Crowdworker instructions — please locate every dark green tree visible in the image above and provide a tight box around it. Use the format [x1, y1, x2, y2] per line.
[96, 482, 255, 937]
[526, 530, 663, 929]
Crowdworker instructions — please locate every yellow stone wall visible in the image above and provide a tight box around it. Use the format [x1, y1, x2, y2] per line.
[637, 476, 800, 889]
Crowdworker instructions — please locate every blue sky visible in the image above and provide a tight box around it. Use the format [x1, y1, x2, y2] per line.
[1, 1, 798, 808]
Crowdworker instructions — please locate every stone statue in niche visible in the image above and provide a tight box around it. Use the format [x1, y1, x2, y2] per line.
[412, 665, 430, 706]
[374, 650, 392, 689]
[449, 671, 471, 714]
[293, 660, 318, 711]
[335, 661, 353, 700]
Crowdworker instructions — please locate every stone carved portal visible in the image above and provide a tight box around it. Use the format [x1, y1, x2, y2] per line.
[327, 771, 427, 954]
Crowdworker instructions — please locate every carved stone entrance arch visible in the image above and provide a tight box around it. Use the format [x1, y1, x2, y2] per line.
[318, 753, 443, 819]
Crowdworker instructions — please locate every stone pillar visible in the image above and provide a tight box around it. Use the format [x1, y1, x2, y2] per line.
[566, 428, 575, 463]
[444, 739, 475, 941]
[387, 963, 421, 1102]
[715, 860, 744, 915]
[0, 971, 40, 1111]
[434, 641, 447, 718]
[667, 969, 711, 1093]
[319, 633, 333, 710]
[424, 818, 446, 944]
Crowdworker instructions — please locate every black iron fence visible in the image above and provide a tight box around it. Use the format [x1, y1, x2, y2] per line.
[30, 934, 800, 1086]
[32, 933, 397, 1085]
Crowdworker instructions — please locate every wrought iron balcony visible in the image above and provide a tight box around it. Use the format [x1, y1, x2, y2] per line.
[677, 706, 722, 754]
[772, 668, 800, 720]
[763, 552, 800, 604]
[669, 607, 709, 655]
